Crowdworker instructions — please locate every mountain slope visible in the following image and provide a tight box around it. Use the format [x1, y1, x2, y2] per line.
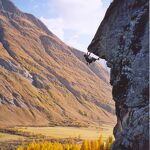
[0, 0, 115, 127]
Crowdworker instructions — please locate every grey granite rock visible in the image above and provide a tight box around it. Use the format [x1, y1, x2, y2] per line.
[88, 0, 149, 149]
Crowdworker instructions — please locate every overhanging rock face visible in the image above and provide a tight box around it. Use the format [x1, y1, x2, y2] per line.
[88, 0, 149, 149]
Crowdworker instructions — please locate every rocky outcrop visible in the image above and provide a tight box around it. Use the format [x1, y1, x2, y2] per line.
[88, 0, 149, 149]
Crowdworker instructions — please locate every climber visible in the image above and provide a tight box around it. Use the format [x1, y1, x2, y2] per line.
[84, 52, 99, 65]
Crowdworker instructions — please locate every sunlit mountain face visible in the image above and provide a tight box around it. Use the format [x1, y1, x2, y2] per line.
[0, 0, 115, 127]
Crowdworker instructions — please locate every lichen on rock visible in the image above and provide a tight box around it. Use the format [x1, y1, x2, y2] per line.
[88, 0, 149, 149]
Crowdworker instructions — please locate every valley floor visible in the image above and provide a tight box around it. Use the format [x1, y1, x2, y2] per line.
[0, 125, 114, 150]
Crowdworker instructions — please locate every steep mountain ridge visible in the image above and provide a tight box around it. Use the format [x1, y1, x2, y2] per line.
[0, 0, 115, 127]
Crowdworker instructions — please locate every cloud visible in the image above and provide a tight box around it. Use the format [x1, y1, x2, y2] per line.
[40, 17, 65, 40]
[47, 0, 107, 35]
[40, 0, 111, 50]
[66, 34, 87, 51]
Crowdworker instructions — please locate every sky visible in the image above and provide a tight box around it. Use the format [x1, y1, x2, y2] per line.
[12, 0, 112, 69]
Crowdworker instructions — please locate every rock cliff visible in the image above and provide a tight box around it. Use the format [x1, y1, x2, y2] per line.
[88, 0, 149, 149]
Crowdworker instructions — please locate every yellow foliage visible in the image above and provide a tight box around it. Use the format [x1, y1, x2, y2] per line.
[17, 141, 80, 150]
[105, 136, 114, 150]
[17, 134, 114, 150]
